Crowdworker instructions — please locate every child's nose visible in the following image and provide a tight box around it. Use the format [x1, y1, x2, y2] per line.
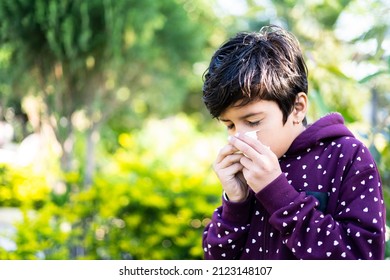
[233, 125, 248, 135]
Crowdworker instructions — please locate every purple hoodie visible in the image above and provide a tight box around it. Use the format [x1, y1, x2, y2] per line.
[203, 113, 386, 259]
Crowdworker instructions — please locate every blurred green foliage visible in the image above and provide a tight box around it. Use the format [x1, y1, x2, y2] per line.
[0, 116, 224, 259]
[0, 164, 50, 208]
[0, 0, 216, 179]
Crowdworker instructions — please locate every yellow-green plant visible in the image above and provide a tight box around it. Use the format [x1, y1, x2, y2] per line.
[1, 115, 224, 259]
[0, 164, 50, 209]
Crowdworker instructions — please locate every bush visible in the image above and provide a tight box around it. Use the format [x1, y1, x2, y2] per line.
[0, 115, 224, 259]
[0, 164, 50, 209]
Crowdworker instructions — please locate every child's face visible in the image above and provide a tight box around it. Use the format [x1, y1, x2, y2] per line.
[219, 99, 301, 158]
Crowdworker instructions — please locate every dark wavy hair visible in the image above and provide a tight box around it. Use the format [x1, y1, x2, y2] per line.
[202, 25, 308, 124]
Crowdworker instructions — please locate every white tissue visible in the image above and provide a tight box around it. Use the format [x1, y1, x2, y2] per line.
[244, 130, 259, 140]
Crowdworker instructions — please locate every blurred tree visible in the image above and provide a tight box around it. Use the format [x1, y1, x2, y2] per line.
[0, 0, 219, 259]
[342, 0, 390, 228]
[0, 0, 215, 187]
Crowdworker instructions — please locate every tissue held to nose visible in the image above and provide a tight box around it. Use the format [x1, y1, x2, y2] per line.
[244, 130, 259, 140]
[234, 130, 258, 140]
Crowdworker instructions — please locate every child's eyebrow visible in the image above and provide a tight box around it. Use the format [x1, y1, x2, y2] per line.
[219, 118, 231, 122]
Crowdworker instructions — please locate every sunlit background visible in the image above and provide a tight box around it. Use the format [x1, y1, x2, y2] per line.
[0, 0, 389, 259]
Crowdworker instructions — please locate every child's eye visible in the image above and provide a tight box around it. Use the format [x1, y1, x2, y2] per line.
[227, 124, 235, 130]
[247, 121, 260, 127]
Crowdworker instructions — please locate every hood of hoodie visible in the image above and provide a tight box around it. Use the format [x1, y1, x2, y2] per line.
[285, 113, 355, 156]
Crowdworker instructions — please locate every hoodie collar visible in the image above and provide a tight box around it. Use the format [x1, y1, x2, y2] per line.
[285, 113, 355, 156]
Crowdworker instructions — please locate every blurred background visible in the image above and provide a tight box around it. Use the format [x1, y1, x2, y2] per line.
[0, 0, 389, 260]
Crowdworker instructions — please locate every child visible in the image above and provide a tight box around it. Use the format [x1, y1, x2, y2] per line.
[201, 25, 386, 259]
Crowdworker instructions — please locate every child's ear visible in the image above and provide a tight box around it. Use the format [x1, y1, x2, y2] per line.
[293, 92, 308, 121]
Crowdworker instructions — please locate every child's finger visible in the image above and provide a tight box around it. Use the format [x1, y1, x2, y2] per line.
[228, 136, 258, 159]
[215, 144, 239, 164]
[217, 153, 243, 169]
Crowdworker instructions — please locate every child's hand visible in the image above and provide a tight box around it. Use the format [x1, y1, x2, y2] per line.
[228, 134, 281, 193]
[213, 144, 249, 202]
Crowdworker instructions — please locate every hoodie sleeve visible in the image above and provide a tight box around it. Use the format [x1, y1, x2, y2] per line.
[256, 143, 386, 259]
[202, 192, 254, 259]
